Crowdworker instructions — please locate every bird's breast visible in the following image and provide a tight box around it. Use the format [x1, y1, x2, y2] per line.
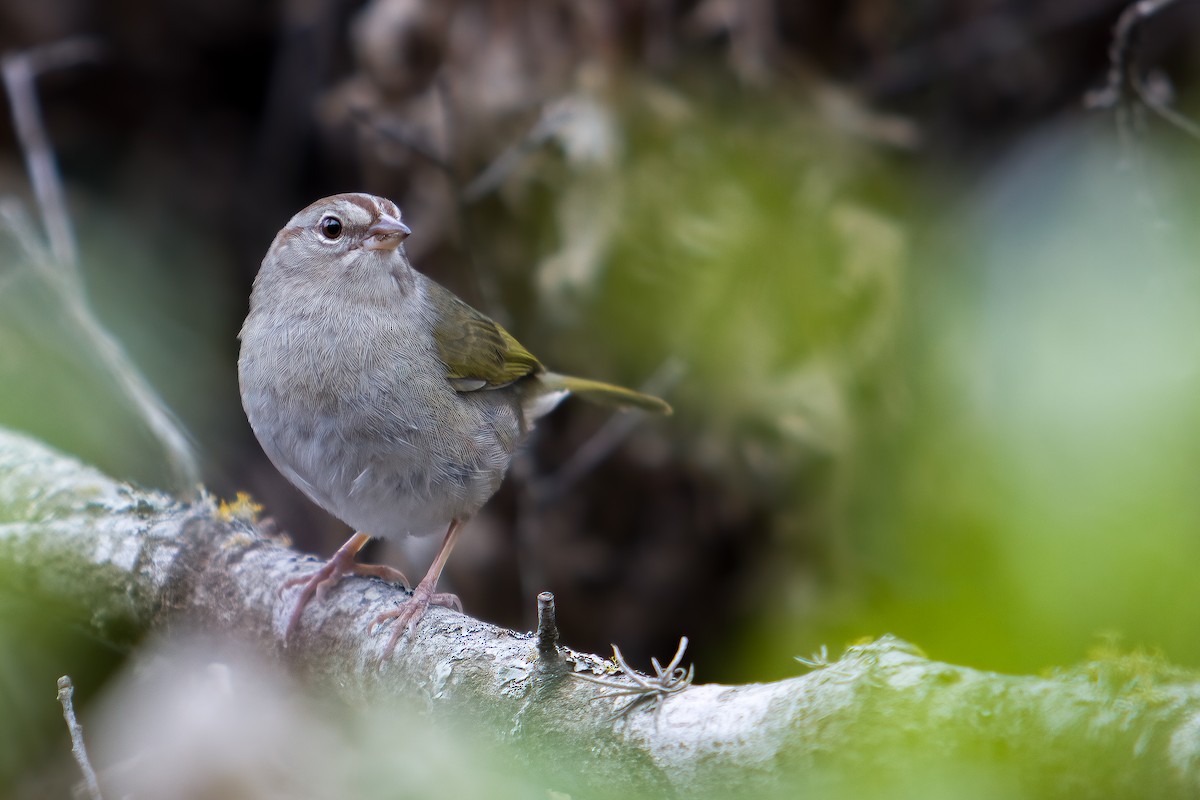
[239, 299, 526, 538]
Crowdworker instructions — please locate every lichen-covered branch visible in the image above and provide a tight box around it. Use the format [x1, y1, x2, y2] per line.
[1, 425, 1199, 797]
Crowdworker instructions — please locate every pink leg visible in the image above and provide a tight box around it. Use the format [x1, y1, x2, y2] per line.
[371, 520, 464, 659]
[281, 531, 410, 639]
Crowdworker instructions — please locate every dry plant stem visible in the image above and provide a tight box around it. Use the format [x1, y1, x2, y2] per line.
[1132, 74, 1200, 139]
[1088, 0, 1182, 111]
[56, 675, 104, 800]
[459, 108, 558, 202]
[60, 286, 200, 491]
[8, 427, 1200, 796]
[0, 197, 49, 267]
[1, 39, 101, 274]
[1113, 0, 1200, 142]
[1087, 0, 1200, 143]
[1082, 0, 1192, 232]
[0, 200, 45, 295]
[572, 638, 694, 719]
[354, 106, 455, 177]
[0, 40, 200, 493]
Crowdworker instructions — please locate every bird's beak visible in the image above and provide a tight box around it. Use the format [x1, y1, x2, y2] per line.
[364, 215, 412, 251]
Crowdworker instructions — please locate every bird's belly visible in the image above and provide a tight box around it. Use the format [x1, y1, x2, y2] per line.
[245, 388, 521, 540]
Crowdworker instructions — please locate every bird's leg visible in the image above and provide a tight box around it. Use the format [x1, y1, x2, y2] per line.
[371, 519, 465, 659]
[280, 531, 410, 639]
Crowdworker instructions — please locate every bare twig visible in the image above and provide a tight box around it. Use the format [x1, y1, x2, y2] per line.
[0, 199, 45, 295]
[2, 39, 101, 276]
[460, 110, 557, 203]
[461, 95, 607, 203]
[535, 591, 561, 662]
[1081, 0, 1196, 234]
[56, 675, 104, 800]
[1130, 69, 1200, 141]
[0, 40, 200, 493]
[0, 196, 50, 266]
[1085, 0, 1200, 142]
[79, 302, 201, 491]
[352, 105, 455, 177]
[1085, 0, 1181, 111]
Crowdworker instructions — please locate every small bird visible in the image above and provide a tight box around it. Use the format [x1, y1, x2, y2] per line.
[239, 193, 670, 657]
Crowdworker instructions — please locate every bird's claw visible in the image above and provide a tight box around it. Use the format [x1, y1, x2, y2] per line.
[371, 587, 462, 660]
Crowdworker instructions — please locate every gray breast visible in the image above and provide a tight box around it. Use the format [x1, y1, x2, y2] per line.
[240, 298, 527, 540]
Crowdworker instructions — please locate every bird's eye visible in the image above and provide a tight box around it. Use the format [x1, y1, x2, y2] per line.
[319, 216, 343, 240]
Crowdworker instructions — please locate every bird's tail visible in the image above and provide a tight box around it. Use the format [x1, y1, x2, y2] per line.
[541, 372, 672, 414]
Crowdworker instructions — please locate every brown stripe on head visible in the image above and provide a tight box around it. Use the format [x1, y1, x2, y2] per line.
[341, 193, 385, 219]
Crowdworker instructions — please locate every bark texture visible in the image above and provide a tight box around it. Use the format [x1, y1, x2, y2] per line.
[1, 426, 1198, 798]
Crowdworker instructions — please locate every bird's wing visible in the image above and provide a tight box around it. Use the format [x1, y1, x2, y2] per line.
[427, 282, 543, 391]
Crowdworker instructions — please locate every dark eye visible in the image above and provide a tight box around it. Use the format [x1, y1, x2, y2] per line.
[319, 216, 343, 240]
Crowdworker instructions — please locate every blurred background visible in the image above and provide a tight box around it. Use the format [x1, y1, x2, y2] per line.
[4, 0, 1200, 795]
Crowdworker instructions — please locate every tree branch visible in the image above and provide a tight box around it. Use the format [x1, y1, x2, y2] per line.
[1, 425, 1199, 796]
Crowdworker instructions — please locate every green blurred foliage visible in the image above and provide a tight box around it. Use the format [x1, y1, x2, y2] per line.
[793, 122, 1200, 678]
[563, 77, 904, 450]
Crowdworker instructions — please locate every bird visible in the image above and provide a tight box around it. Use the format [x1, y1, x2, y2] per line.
[238, 193, 670, 657]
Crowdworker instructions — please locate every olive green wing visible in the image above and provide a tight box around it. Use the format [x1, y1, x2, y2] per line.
[427, 282, 543, 392]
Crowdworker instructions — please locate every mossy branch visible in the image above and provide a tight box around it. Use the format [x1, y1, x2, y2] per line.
[1, 426, 1199, 797]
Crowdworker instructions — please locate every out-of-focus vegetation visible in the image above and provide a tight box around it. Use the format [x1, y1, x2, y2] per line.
[807, 125, 1200, 680]
[3, 0, 1200, 796]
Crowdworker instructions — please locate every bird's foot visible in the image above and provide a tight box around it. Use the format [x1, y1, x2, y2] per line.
[370, 581, 462, 660]
[280, 532, 409, 639]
